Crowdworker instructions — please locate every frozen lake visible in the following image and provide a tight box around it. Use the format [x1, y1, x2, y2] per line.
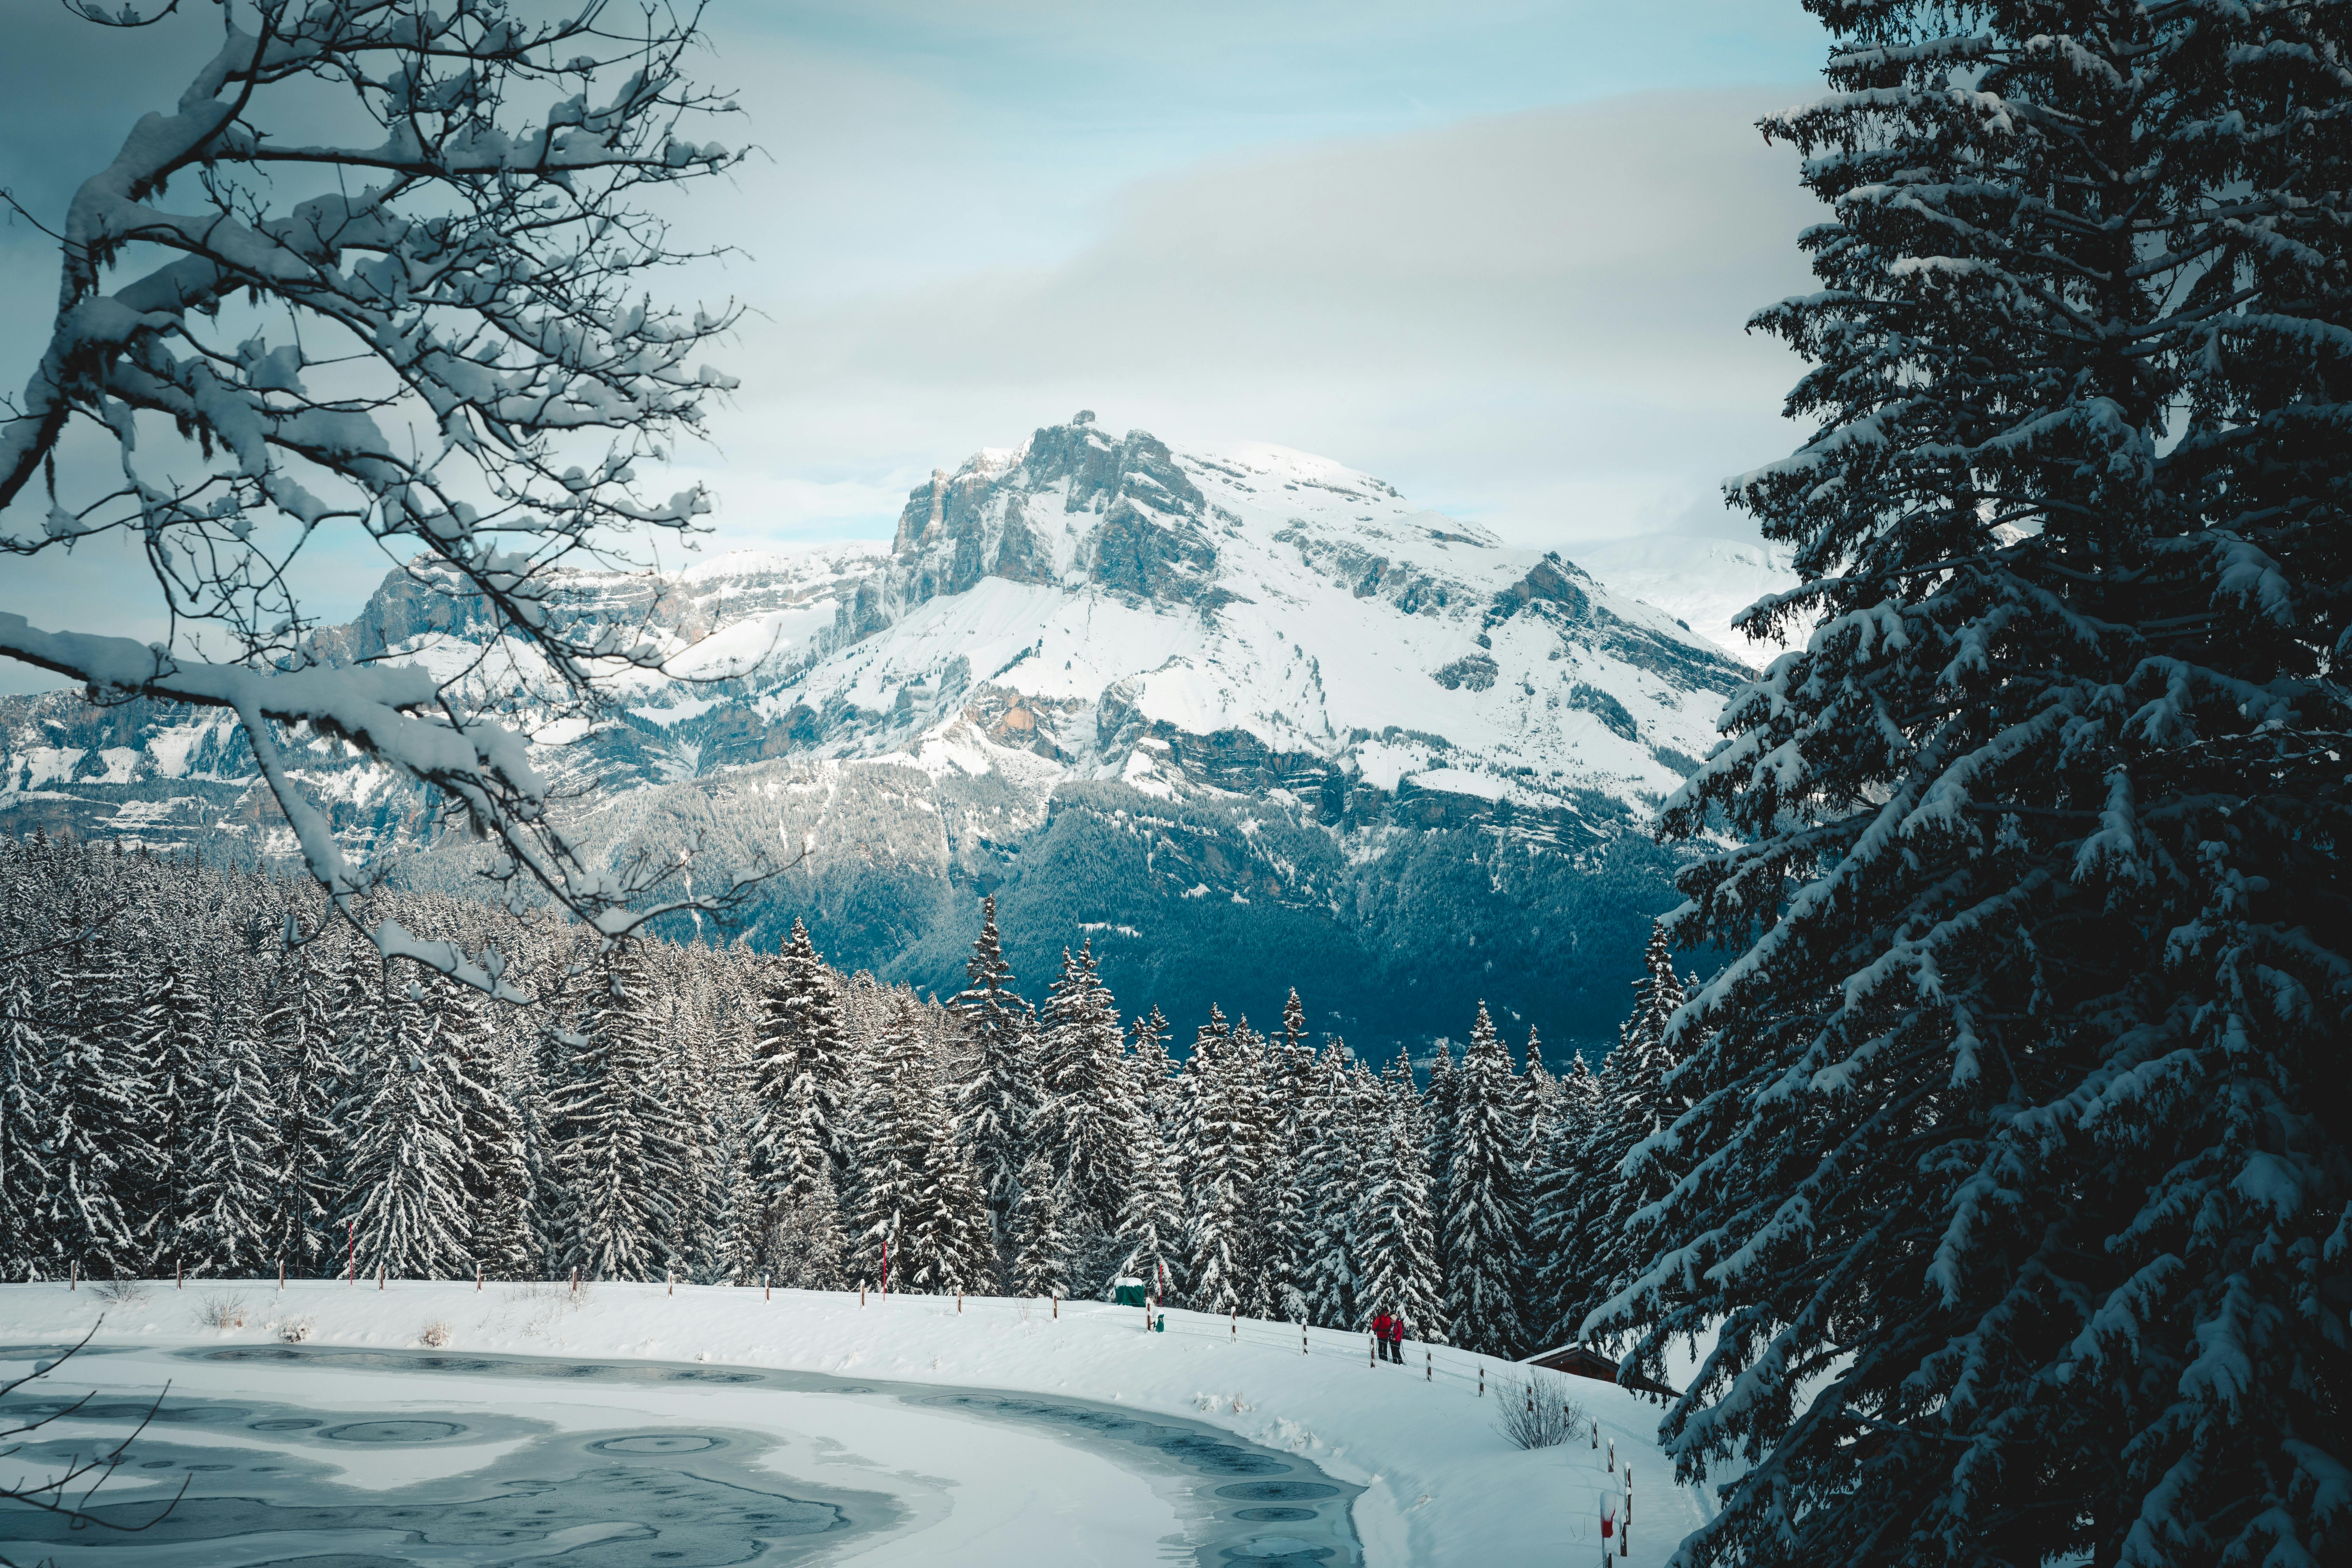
[0, 1343, 1361, 1565]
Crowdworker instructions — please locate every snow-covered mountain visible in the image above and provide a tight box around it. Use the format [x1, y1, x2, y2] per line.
[1566, 533, 1802, 663]
[1, 414, 1763, 1056]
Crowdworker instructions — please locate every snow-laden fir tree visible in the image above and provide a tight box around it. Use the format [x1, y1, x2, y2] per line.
[1526, 1049, 1603, 1348]
[128, 953, 214, 1270]
[549, 948, 688, 1282]
[344, 975, 469, 1281]
[1561, 923, 1691, 1332]
[949, 896, 1033, 1231]
[1296, 1043, 1365, 1330]
[1596, 8, 2352, 1565]
[763, 1163, 848, 1291]
[1353, 1087, 1446, 1345]
[1181, 1016, 1264, 1313]
[264, 945, 346, 1277]
[1111, 1056, 1186, 1306]
[1440, 1003, 1528, 1357]
[853, 1000, 990, 1295]
[183, 976, 279, 1276]
[0, 951, 52, 1280]
[1008, 1152, 1073, 1298]
[1420, 1038, 1459, 1232]
[744, 919, 854, 1275]
[37, 934, 148, 1278]
[1031, 940, 1133, 1251]
[1128, 1006, 1178, 1136]
[440, 981, 534, 1279]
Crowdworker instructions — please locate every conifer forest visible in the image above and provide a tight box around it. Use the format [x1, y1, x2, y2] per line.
[0, 830, 1682, 1362]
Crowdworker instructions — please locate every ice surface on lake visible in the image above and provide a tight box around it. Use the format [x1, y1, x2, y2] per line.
[0, 1344, 1362, 1566]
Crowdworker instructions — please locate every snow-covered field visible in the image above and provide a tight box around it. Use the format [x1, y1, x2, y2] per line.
[2, 1281, 1701, 1565]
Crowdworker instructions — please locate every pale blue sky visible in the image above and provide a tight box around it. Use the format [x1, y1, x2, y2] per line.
[0, 1, 1831, 692]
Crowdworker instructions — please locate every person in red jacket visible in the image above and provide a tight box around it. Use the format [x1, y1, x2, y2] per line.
[1370, 1309, 1396, 1362]
[1383, 1312, 1406, 1364]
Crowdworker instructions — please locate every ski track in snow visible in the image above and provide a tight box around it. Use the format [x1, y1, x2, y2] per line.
[1, 1281, 1699, 1566]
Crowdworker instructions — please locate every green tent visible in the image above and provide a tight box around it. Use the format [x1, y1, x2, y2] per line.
[1112, 1276, 1149, 1307]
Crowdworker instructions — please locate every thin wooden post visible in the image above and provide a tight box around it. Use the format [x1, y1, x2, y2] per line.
[957, 1289, 962, 1314]
[1302, 1325, 1308, 1356]
[378, 1262, 385, 1291]
[1052, 1294, 1058, 1320]
[1367, 1334, 1374, 1368]
[1608, 1438, 1616, 1474]
[478, 1262, 484, 1292]
[279, 1259, 286, 1291]
[571, 1266, 579, 1296]
[346, 1218, 355, 1284]
[1478, 1365, 1484, 1397]
[175, 1260, 182, 1290]
[1230, 1307, 1237, 1340]
[764, 1273, 770, 1302]
[859, 1284, 866, 1306]
[69, 1260, 76, 1291]
[1426, 1349, 1432, 1382]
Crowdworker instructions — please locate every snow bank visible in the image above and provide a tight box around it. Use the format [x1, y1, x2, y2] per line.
[0, 1280, 1703, 1565]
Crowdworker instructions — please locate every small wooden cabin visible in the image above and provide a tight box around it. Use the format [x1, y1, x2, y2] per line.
[1521, 1343, 1679, 1399]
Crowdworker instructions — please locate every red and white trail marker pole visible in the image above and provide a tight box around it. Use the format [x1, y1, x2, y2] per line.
[1600, 1492, 1617, 1567]
[346, 1219, 356, 1284]
[1608, 1438, 1616, 1474]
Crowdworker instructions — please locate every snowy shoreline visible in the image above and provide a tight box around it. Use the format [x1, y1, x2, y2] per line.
[2, 1279, 1700, 1565]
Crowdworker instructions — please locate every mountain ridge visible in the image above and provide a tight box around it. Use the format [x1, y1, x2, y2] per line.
[1, 413, 1779, 1059]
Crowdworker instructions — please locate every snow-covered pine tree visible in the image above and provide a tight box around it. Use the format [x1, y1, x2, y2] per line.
[1128, 1006, 1178, 1136]
[1421, 1037, 1459, 1234]
[1297, 1042, 1364, 1330]
[696, 1119, 756, 1285]
[1008, 1152, 1073, 1298]
[1353, 1087, 1446, 1346]
[37, 933, 148, 1278]
[1111, 1059, 1186, 1306]
[1439, 1003, 1528, 1357]
[182, 975, 279, 1276]
[852, 999, 988, 1294]
[344, 974, 469, 1280]
[1031, 941, 1133, 1251]
[1597, 9, 2352, 1566]
[264, 945, 347, 1277]
[744, 919, 854, 1276]
[438, 980, 534, 1280]
[0, 947, 53, 1280]
[1522, 1029, 1556, 1124]
[1526, 1048, 1603, 1348]
[126, 952, 214, 1271]
[762, 1163, 848, 1291]
[1181, 1016, 1262, 1314]
[548, 947, 687, 1282]
[1562, 923, 1692, 1331]
[949, 895, 1032, 1232]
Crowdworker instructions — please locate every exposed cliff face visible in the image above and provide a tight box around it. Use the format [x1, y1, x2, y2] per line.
[1, 415, 1770, 1054]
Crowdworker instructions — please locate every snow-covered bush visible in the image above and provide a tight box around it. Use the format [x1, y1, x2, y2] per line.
[419, 1321, 453, 1349]
[196, 1293, 248, 1330]
[275, 1317, 313, 1344]
[91, 1278, 149, 1306]
[1494, 1371, 1582, 1451]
